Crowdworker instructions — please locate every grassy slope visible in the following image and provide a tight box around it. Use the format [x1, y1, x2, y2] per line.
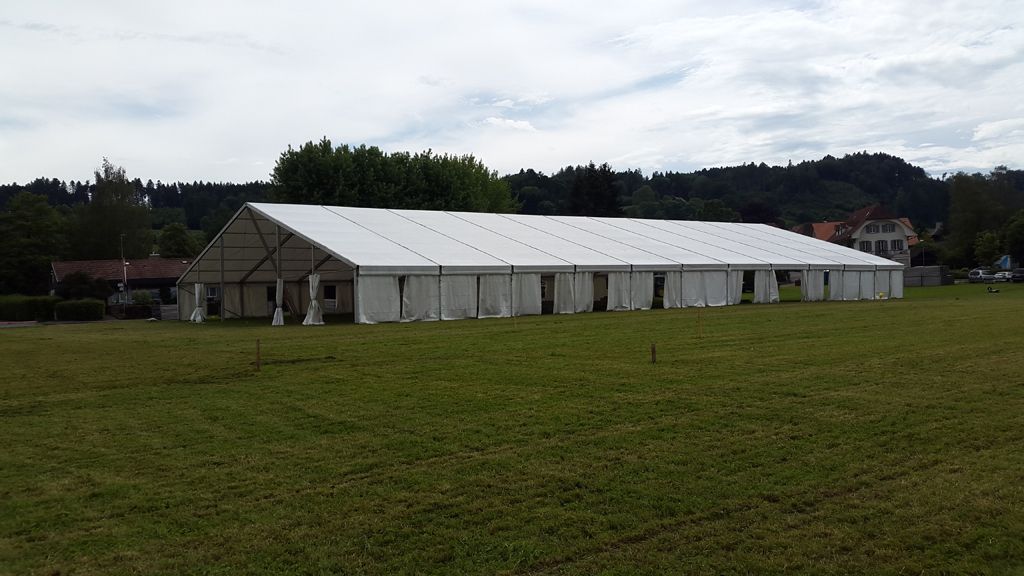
[1, 284, 1023, 575]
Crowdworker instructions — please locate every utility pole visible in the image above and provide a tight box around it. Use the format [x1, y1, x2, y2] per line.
[120, 233, 127, 316]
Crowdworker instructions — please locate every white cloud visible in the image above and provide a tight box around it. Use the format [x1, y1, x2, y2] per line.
[482, 117, 537, 131]
[0, 1, 1022, 183]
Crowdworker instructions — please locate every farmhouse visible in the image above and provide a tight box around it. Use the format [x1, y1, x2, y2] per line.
[177, 203, 906, 324]
[53, 256, 191, 305]
[793, 204, 918, 267]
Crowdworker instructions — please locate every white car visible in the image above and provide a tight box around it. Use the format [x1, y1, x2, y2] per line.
[994, 271, 1012, 282]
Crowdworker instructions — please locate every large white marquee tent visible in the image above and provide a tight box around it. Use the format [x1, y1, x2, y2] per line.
[177, 202, 905, 324]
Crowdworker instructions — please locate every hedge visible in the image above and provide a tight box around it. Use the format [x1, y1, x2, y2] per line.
[55, 299, 106, 321]
[0, 295, 62, 322]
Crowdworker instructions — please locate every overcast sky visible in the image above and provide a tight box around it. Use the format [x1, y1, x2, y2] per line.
[2, 1, 1022, 184]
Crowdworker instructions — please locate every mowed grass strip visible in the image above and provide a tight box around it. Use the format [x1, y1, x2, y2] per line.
[1, 284, 1023, 575]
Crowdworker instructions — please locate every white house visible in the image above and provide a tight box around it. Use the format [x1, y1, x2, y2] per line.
[795, 205, 917, 267]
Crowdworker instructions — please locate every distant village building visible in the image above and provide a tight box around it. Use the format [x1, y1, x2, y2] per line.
[51, 256, 192, 305]
[793, 204, 917, 268]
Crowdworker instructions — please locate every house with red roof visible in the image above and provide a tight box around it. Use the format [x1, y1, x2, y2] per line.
[792, 205, 917, 267]
[51, 256, 192, 304]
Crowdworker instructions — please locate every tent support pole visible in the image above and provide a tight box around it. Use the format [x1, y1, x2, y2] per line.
[219, 235, 225, 321]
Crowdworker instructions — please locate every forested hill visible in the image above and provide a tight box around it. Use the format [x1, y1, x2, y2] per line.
[507, 152, 952, 229]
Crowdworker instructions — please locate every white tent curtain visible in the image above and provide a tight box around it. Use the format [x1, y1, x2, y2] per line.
[859, 271, 875, 300]
[800, 270, 826, 302]
[753, 270, 780, 304]
[479, 274, 512, 318]
[681, 271, 705, 307]
[607, 272, 631, 311]
[842, 270, 862, 301]
[356, 275, 401, 324]
[272, 278, 285, 325]
[401, 275, 440, 322]
[663, 271, 683, 309]
[441, 275, 478, 320]
[630, 271, 654, 310]
[573, 272, 594, 313]
[828, 270, 844, 301]
[553, 273, 575, 314]
[512, 273, 542, 316]
[703, 271, 729, 307]
[874, 269, 891, 299]
[889, 269, 905, 299]
[728, 271, 744, 305]
[189, 282, 206, 323]
[302, 273, 325, 325]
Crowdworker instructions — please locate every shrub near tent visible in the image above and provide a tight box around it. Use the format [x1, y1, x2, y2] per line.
[0, 295, 62, 321]
[54, 299, 105, 321]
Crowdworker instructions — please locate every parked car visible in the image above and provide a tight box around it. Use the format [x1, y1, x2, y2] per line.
[968, 269, 996, 283]
[994, 271, 1012, 282]
[1012, 268, 1024, 283]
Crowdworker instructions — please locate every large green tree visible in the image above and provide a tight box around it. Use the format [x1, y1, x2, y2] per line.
[0, 192, 66, 294]
[67, 159, 152, 260]
[157, 223, 202, 258]
[271, 139, 515, 212]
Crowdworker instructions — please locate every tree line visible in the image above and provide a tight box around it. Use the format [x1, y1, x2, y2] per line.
[2, 142, 1023, 296]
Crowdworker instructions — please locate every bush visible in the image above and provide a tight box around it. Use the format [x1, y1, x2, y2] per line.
[56, 271, 113, 301]
[55, 299, 106, 321]
[133, 290, 154, 305]
[0, 295, 62, 321]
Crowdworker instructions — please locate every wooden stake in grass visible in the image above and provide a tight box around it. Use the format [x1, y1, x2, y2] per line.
[256, 338, 261, 372]
[650, 342, 656, 364]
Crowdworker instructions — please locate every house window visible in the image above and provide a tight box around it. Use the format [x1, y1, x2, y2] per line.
[859, 241, 872, 252]
[875, 239, 888, 253]
[882, 223, 896, 233]
[865, 224, 879, 234]
[891, 239, 904, 251]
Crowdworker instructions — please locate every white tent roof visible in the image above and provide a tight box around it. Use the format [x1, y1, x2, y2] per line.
[179, 202, 905, 285]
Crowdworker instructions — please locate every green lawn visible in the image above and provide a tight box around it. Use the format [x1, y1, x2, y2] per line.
[2, 284, 1023, 575]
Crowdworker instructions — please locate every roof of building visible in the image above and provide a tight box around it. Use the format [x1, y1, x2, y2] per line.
[52, 257, 192, 283]
[794, 204, 918, 246]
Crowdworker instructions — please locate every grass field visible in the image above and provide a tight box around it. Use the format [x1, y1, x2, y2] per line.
[2, 284, 1024, 575]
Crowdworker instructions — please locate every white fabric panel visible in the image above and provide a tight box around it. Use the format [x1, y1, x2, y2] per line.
[607, 272, 631, 311]
[401, 275, 440, 322]
[303, 273, 325, 325]
[329, 206, 508, 275]
[859, 271, 876, 300]
[336, 281, 354, 313]
[663, 271, 683, 308]
[573, 272, 594, 313]
[800, 270, 826, 302]
[221, 285, 241, 319]
[189, 283, 206, 323]
[394, 209, 573, 273]
[753, 270, 780, 304]
[512, 273, 542, 316]
[828, 271, 844, 301]
[478, 275, 512, 318]
[889, 270, 904, 299]
[728, 270, 744, 305]
[874, 270, 891, 299]
[703, 271, 729, 307]
[356, 275, 400, 324]
[249, 203, 437, 275]
[553, 273, 575, 314]
[630, 271, 654, 310]
[681, 271, 705, 307]
[272, 278, 284, 326]
[842, 271, 862, 301]
[441, 275, 478, 320]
